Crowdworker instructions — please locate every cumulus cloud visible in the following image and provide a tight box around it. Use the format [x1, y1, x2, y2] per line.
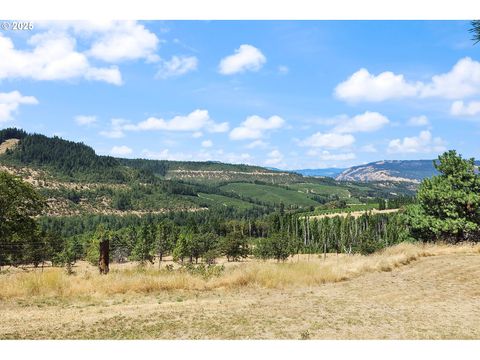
[142, 148, 252, 164]
[0, 91, 38, 123]
[450, 100, 480, 116]
[407, 115, 429, 127]
[75, 115, 97, 126]
[201, 140, 213, 148]
[332, 111, 389, 133]
[84, 21, 160, 63]
[246, 140, 268, 149]
[156, 56, 198, 79]
[192, 132, 203, 138]
[218, 44, 266, 75]
[300, 132, 355, 149]
[110, 145, 133, 156]
[0, 32, 122, 85]
[264, 150, 284, 166]
[100, 110, 228, 137]
[99, 118, 130, 138]
[306, 150, 356, 161]
[360, 144, 378, 153]
[335, 57, 480, 102]
[278, 65, 289, 74]
[229, 115, 285, 140]
[130, 110, 228, 133]
[420, 57, 480, 99]
[387, 130, 446, 154]
[335, 68, 420, 102]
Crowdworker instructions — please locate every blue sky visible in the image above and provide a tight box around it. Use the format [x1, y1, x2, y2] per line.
[1, 20, 480, 169]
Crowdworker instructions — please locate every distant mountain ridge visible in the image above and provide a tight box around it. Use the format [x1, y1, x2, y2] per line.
[292, 168, 346, 178]
[336, 160, 442, 183]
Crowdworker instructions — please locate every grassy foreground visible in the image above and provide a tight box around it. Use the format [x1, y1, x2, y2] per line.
[1, 242, 479, 339]
[1, 243, 478, 299]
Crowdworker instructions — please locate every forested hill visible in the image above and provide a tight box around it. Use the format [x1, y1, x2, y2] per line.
[119, 158, 303, 183]
[0, 128, 417, 217]
[0, 128, 131, 183]
[0, 128, 299, 184]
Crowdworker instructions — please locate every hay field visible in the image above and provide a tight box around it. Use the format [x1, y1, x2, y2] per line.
[1, 243, 479, 339]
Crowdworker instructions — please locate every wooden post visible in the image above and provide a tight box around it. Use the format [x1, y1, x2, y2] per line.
[99, 238, 109, 274]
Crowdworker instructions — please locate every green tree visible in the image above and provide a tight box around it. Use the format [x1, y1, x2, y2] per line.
[254, 234, 292, 262]
[155, 220, 175, 267]
[131, 223, 155, 265]
[172, 231, 190, 263]
[220, 233, 249, 262]
[469, 20, 480, 45]
[0, 171, 45, 267]
[405, 150, 480, 243]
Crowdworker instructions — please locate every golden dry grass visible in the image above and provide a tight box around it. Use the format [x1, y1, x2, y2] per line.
[1, 242, 480, 339]
[1, 242, 478, 300]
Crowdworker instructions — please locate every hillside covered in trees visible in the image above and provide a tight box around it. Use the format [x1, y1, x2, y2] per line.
[0, 128, 413, 218]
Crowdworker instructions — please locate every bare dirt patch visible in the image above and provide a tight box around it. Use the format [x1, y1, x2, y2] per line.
[0, 138, 19, 154]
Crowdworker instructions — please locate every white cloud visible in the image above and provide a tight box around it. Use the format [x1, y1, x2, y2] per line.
[407, 115, 429, 127]
[264, 150, 284, 166]
[208, 122, 230, 133]
[142, 149, 191, 161]
[130, 110, 228, 133]
[450, 100, 480, 116]
[218, 44, 266, 75]
[201, 140, 213, 148]
[85, 21, 160, 63]
[420, 57, 480, 99]
[0, 91, 38, 123]
[229, 115, 285, 140]
[75, 115, 97, 126]
[278, 65, 289, 74]
[99, 118, 130, 138]
[0, 32, 122, 85]
[110, 145, 133, 156]
[360, 144, 378, 153]
[335, 68, 420, 102]
[306, 150, 356, 161]
[332, 111, 389, 133]
[156, 56, 198, 79]
[142, 148, 252, 165]
[246, 140, 268, 149]
[387, 130, 446, 154]
[101, 110, 228, 137]
[335, 57, 480, 102]
[300, 132, 355, 149]
[192, 132, 203, 138]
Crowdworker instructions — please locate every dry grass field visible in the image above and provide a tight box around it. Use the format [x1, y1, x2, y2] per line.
[1, 243, 479, 339]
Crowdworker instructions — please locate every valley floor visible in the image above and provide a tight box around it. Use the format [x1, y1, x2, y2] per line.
[1, 247, 479, 339]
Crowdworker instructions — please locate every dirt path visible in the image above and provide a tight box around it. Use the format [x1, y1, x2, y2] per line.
[1, 252, 479, 339]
